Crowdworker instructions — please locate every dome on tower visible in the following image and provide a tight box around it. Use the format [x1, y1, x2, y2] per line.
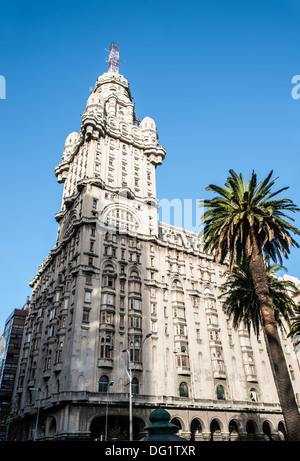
[65, 132, 79, 145]
[140, 116, 157, 131]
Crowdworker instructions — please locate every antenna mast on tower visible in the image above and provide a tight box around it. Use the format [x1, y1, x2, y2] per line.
[107, 42, 120, 73]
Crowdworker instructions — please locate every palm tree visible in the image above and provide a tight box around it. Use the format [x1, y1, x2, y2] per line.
[289, 306, 300, 348]
[220, 262, 299, 338]
[202, 169, 300, 441]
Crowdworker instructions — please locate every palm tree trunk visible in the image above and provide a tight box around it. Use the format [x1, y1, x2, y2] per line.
[246, 231, 300, 441]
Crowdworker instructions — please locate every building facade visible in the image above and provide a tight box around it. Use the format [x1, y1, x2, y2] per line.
[0, 300, 29, 440]
[10, 63, 300, 441]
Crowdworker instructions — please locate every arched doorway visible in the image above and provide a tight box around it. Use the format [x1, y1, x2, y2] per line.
[170, 417, 183, 435]
[210, 419, 222, 441]
[190, 418, 203, 441]
[278, 421, 287, 441]
[246, 420, 258, 441]
[229, 420, 240, 441]
[262, 421, 272, 441]
[48, 417, 56, 440]
[90, 415, 145, 441]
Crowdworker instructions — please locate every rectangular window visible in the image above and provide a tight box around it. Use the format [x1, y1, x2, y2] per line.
[130, 348, 140, 362]
[100, 345, 111, 359]
[84, 291, 91, 303]
[130, 299, 141, 310]
[83, 309, 90, 322]
[85, 274, 92, 284]
[151, 320, 158, 333]
[151, 303, 156, 314]
[102, 312, 113, 324]
[103, 276, 114, 287]
[104, 293, 114, 305]
[120, 315, 124, 327]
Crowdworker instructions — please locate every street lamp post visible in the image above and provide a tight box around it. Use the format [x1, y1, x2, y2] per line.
[105, 381, 114, 441]
[29, 387, 41, 441]
[109, 333, 152, 442]
[122, 348, 132, 441]
[109, 346, 132, 440]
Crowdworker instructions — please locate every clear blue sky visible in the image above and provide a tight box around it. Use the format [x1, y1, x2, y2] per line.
[1, 0, 300, 332]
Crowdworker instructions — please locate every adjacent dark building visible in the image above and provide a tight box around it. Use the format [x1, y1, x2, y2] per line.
[0, 298, 29, 440]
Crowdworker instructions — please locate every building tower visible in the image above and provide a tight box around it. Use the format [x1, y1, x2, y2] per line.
[10, 45, 300, 441]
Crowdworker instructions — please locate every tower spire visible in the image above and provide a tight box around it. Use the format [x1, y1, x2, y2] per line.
[107, 42, 120, 73]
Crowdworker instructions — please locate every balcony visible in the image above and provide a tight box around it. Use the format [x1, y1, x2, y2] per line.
[246, 374, 258, 383]
[209, 340, 222, 347]
[98, 358, 113, 368]
[53, 363, 63, 373]
[213, 370, 226, 379]
[176, 366, 190, 376]
[99, 323, 115, 332]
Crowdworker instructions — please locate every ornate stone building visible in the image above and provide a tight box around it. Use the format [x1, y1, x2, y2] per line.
[10, 56, 300, 441]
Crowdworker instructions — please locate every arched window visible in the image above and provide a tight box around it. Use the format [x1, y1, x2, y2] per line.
[102, 264, 115, 289]
[98, 375, 109, 393]
[250, 388, 258, 402]
[106, 207, 139, 233]
[216, 385, 225, 400]
[179, 382, 189, 397]
[172, 279, 182, 288]
[129, 269, 141, 294]
[132, 377, 139, 395]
